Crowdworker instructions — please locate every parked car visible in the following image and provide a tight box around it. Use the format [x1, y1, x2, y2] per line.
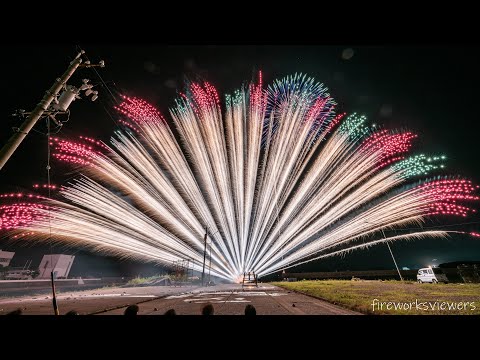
[417, 267, 448, 283]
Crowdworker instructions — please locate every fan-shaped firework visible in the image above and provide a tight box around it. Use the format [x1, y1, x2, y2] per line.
[1, 73, 478, 282]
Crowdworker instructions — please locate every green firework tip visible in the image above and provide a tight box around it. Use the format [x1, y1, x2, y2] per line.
[339, 113, 369, 139]
[393, 154, 446, 179]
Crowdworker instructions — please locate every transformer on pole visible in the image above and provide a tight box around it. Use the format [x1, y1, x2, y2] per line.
[0, 51, 105, 170]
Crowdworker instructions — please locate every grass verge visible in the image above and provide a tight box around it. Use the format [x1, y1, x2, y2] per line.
[272, 280, 480, 315]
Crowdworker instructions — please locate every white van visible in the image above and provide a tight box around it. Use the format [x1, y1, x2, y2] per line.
[417, 267, 448, 283]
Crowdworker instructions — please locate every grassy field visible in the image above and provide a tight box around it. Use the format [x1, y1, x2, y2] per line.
[272, 280, 480, 315]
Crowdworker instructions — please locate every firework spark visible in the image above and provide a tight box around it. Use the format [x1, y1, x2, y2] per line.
[2, 73, 478, 281]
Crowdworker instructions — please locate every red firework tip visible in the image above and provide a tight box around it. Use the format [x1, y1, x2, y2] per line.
[470, 232, 480, 238]
[362, 131, 416, 168]
[323, 112, 346, 134]
[305, 98, 329, 122]
[204, 82, 220, 105]
[12, 232, 35, 239]
[250, 71, 267, 111]
[51, 136, 107, 166]
[115, 97, 164, 126]
[418, 179, 479, 217]
[33, 184, 57, 189]
[0, 193, 44, 200]
[190, 82, 221, 113]
[118, 119, 140, 133]
[0, 202, 49, 230]
[78, 136, 109, 150]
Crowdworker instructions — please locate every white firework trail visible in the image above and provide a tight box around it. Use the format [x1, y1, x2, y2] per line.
[3, 73, 478, 282]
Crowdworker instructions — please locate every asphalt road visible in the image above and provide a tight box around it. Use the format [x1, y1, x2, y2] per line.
[0, 283, 360, 315]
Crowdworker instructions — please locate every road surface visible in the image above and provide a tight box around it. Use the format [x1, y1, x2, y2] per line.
[0, 283, 360, 315]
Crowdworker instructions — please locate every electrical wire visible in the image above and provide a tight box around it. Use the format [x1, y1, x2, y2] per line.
[76, 45, 117, 102]
[75, 44, 120, 126]
[46, 118, 54, 282]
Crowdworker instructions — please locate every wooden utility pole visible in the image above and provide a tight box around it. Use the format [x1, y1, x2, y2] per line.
[0, 52, 84, 170]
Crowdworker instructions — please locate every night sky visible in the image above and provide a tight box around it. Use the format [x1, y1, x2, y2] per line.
[1, 45, 479, 276]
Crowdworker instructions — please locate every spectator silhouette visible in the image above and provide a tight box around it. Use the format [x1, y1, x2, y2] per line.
[244, 304, 256, 316]
[202, 303, 214, 315]
[124, 304, 139, 316]
[65, 310, 79, 315]
[164, 309, 176, 316]
[6, 308, 23, 316]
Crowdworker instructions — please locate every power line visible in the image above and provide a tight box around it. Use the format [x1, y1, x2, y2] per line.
[75, 45, 117, 103]
[75, 45, 120, 127]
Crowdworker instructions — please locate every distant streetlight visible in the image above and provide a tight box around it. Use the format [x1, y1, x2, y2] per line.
[365, 221, 404, 281]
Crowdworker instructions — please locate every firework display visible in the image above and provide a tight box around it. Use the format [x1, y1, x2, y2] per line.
[1, 73, 478, 282]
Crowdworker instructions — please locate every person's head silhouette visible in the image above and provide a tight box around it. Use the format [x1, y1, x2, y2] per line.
[202, 303, 214, 315]
[244, 304, 256, 316]
[164, 309, 176, 316]
[65, 310, 79, 315]
[124, 304, 139, 316]
[6, 308, 23, 316]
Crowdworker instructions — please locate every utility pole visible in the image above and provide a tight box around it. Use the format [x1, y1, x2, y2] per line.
[381, 229, 404, 281]
[201, 226, 208, 286]
[50, 272, 59, 315]
[208, 242, 212, 285]
[0, 50, 104, 170]
[190, 258, 195, 280]
[366, 221, 404, 281]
